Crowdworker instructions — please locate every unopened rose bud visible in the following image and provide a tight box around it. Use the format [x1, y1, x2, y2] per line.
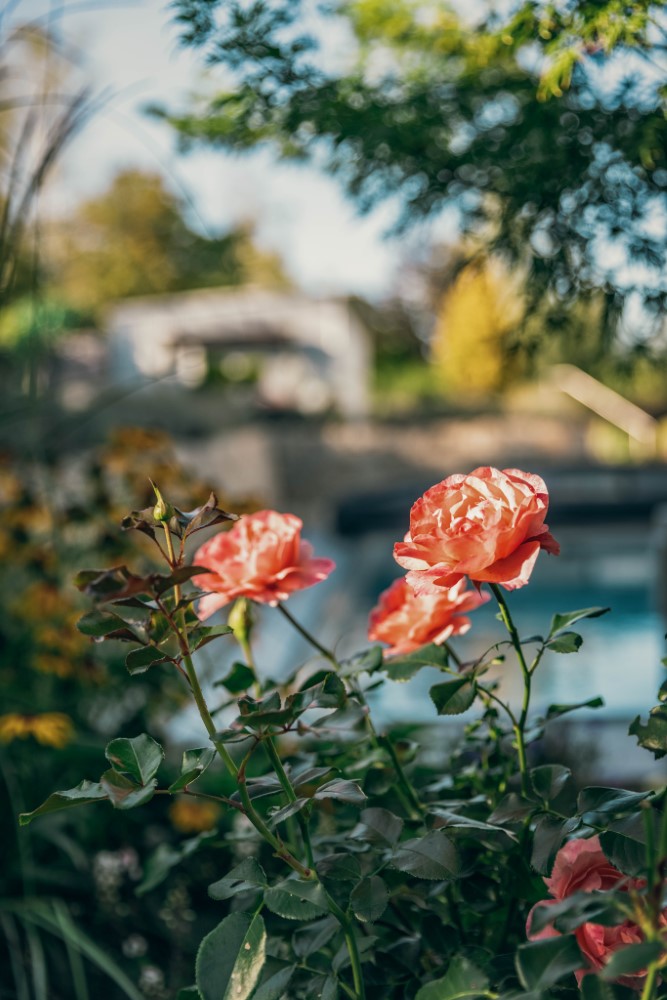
[227, 597, 255, 645]
[151, 482, 174, 523]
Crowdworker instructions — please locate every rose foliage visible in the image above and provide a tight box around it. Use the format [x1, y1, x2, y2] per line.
[22, 466, 667, 1000]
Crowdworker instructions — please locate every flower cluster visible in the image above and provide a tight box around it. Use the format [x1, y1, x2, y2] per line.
[24, 463, 667, 1000]
[193, 467, 559, 658]
[371, 465, 558, 656]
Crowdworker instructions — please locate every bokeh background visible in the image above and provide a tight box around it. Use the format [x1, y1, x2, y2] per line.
[2, 0, 667, 996]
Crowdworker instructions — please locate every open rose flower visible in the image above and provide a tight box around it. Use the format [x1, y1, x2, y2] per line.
[193, 510, 335, 619]
[394, 466, 559, 594]
[527, 836, 663, 987]
[368, 577, 488, 656]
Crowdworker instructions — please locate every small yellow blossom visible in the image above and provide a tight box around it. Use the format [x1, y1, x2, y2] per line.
[0, 713, 74, 749]
[168, 798, 220, 834]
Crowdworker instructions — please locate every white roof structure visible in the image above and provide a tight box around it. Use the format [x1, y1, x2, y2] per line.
[106, 287, 372, 418]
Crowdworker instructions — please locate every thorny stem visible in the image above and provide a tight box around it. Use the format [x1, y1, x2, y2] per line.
[159, 529, 311, 878]
[276, 602, 424, 822]
[259, 739, 366, 998]
[160, 523, 240, 778]
[264, 736, 315, 869]
[489, 584, 532, 798]
[235, 751, 312, 879]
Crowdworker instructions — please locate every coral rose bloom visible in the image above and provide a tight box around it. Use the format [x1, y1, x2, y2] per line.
[193, 510, 335, 619]
[368, 577, 488, 656]
[527, 836, 662, 986]
[394, 467, 559, 594]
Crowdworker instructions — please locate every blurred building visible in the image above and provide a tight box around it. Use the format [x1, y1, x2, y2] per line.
[105, 287, 372, 418]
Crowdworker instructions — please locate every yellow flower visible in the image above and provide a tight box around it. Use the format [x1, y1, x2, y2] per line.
[0, 713, 74, 749]
[32, 653, 76, 679]
[168, 798, 220, 834]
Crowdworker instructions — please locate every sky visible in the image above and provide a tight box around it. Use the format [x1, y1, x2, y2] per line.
[6, 0, 425, 298]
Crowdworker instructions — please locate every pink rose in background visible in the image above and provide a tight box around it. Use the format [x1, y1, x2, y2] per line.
[368, 577, 488, 656]
[193, 510, 335, 619]
[527, 836, 661, 987]
[394, 466, 559, 594]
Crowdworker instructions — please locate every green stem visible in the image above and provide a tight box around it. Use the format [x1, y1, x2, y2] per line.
[161, 524, 241, 778]
[640, 961, 660, 1000]
[264, 734, 315, 868]
[489, 584, 532, 798]
[263, 737, 364, 998]
[277, 602, 423, 821]
[277, 602, 337, 665]
[235, 770, 312, 878]
[181, 645, 239, 778]
[238, 634, 262, 699]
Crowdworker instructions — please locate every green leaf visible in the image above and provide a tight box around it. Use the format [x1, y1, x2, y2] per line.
[313, 779, 366, 805]
[529, 890, 628, 936]
[208, 858, 267, 901]
[516, 935, 583, 990]
[545, 698, 604, 720]
[577, 788, 650, 819]
[392, 831, 460, 880]
[579, 975, 614, 1000]
[600, 941, 664, 980]
[430, 678, 476, 716]
[252, 967, 294, 1000]
[429, 809, 517, 843]
[291, 917, 339, 959]
[125, 646, 168, 675]
[549, 608, 609, 637]
[530, 765, 572, 802]
[189, 624, 234, 650]
[316, 854, 362, 881]
[350, 876, 388, 922]
[105, 734, 164, 785]
[338, 646, 384, 677]
[415, 954, 489, 1000]
[269, 798, 309, 827]
[99, 770, 156, 810]
[599, 812, 652, 876]
[264, 880, 329, 920]
[137, 832, 216, 896]
[196, 911, 266, 1000]
[384, 643, 449, 682]
[76, 610, 128, 637]
[176, 990, 200, 999]
[19, 780, 107, 826]
[169, 748, 217, 792]
[531, 815, 580, 876]
[320, 977, 338, 1000]
[546, 631, 583, 654]
[488, 794, 533, 825]
[351, 807, 404, 847]
[215, 661, 256, 694]
[629, 706, 667, 758]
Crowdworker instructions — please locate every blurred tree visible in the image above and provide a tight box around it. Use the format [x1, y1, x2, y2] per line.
[47, 169, 290, 317]
[161, 0, 667, 361]
[432, 256, 524, 397]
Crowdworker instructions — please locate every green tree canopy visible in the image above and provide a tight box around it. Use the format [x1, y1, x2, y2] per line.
[47, 168, 289, 318]
[163, 0, 667, 358]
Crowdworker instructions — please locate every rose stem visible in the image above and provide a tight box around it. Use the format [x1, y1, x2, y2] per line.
[240, 634, 301, 854]
[160, 526, 310, 878]
[489, 584, 531, 798]
[262, 738, 366, 1000]
[276, 602, 424, 821]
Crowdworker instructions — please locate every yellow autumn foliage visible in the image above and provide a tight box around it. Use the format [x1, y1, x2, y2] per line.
[432, 258, 524, 398]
